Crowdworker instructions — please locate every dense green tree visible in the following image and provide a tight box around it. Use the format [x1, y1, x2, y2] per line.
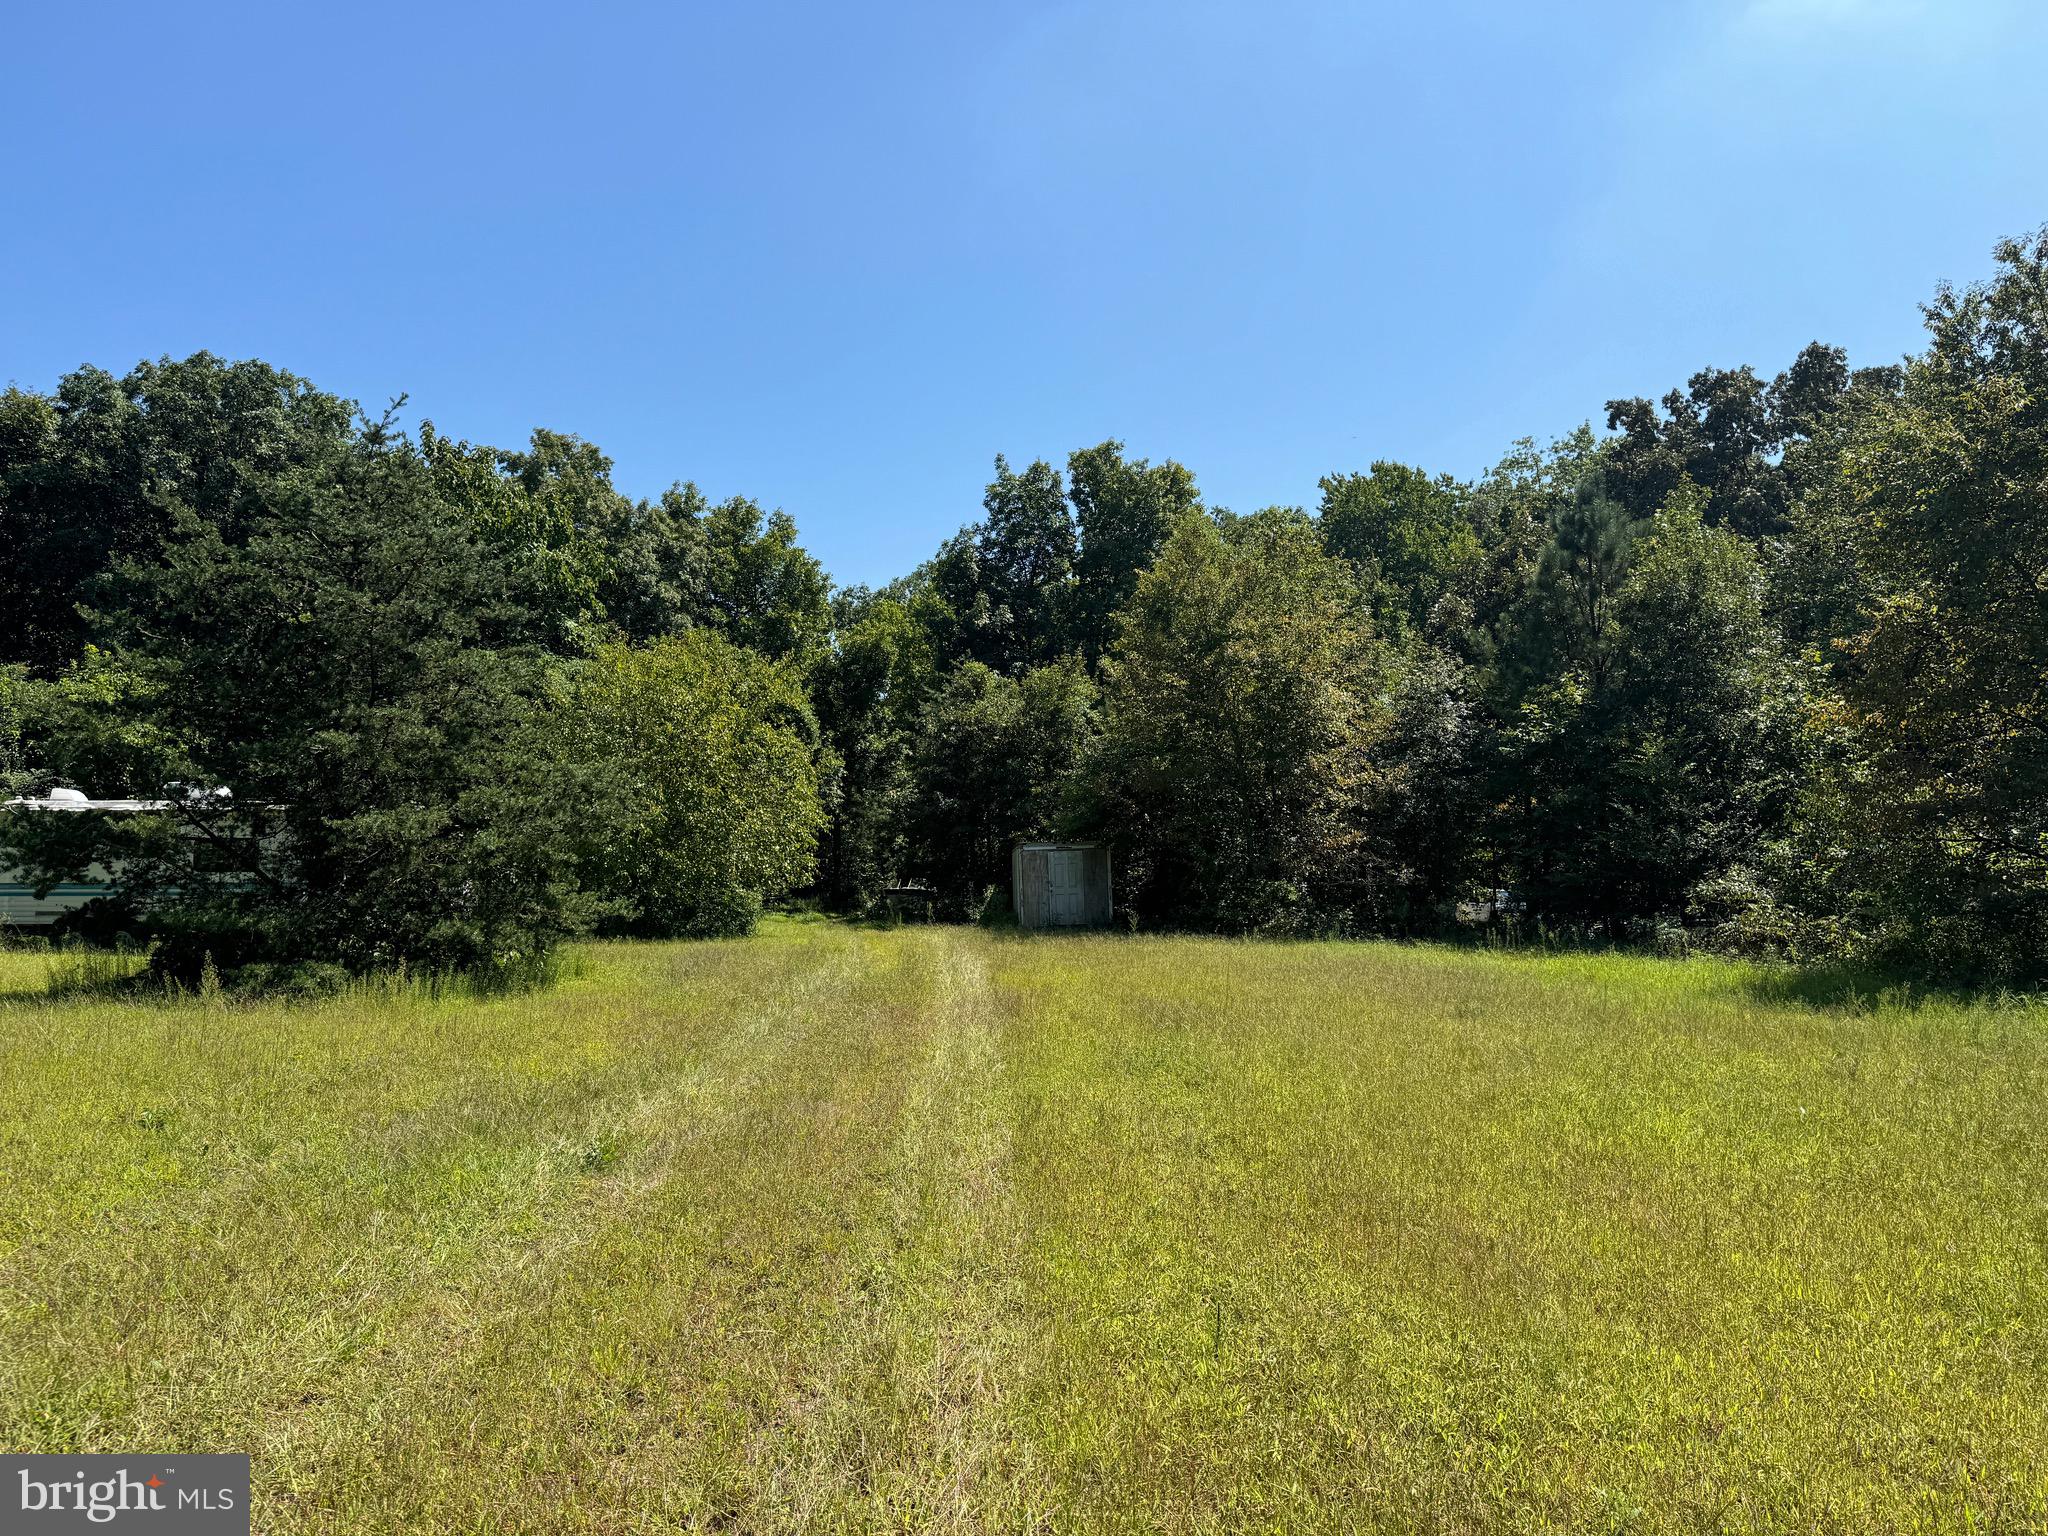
[421, 429, 834, 666]
[563, 630, 824, 938]
[1080, 509, 1381, 931]
[1492, 490, 1808, 929]
[1604, 364, 1785, 535]
[593, 482, 713, 645]
[1448, 429, 1601, 670]
[1499, 484, 1638, 697]
[1806, 227, 2048, 979]
[420, 423, 616, 648]
[904, 656, 1095, 913]
[7, 229, 2041, 985]
[0, 355, 356, 674]
[917, 527, 994, 671]
[425, 441, 834, 665]
[1771, 364, 1910, 650]
[0, 665, 32, 797]
[1353, 644, 1486, 931]
[0, 414, 591, 978]
[1767, 341, 1850, 443]
[956, 455, 1078, 673]
[811, 587, 944, 908]
[1317, 462, 1477, 639]
[1068, 441, 1200, 662]
[698, 496, 833, 670]
[1601, 343, 1893, 541]
[910, 456, 1079, 677]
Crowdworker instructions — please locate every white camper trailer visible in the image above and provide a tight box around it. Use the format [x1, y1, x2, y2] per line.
[0, 788, 170, 929]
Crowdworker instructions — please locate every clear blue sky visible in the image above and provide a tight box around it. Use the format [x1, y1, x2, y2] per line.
[5, 0, 2043, 589]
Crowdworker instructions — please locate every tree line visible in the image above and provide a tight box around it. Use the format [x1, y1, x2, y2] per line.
[2, 228, 2043, 987]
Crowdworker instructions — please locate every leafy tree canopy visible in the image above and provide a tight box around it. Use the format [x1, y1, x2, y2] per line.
[1814, 227, 2048, 979]
[1080, 509, 1382, 932]
[2, 413, 592, 979]
[1317, 461, 1477, 640]
[1068, 440, 1200, 662]
[562, 630, 825, 938]
[905, 656, 1095, 913]
[0, 354, 356, 674]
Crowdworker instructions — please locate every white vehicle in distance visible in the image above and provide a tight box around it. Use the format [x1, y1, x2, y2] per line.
[1, 786, 245, 930]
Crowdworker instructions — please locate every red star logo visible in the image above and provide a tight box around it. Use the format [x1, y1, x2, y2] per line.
[147, 1476, 163, 1488]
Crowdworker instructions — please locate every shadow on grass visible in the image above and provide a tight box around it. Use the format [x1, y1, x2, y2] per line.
[0, 941, 150, 1002]
[1732, 959, 2042, 1013]
[0, 939, 581, 1007]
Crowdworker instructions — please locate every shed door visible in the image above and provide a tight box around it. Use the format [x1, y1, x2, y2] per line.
[1048, 849, 1085, 926]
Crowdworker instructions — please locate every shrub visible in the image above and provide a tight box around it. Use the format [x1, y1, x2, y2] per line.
[562, 631, 824, 939]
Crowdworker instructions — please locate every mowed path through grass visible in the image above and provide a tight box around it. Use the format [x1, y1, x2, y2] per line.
[0, 921, 2043, 1532]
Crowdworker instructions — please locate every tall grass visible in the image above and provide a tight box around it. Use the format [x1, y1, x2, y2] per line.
[0, 922, 2039, 1532]
[14, 938, 149, 997]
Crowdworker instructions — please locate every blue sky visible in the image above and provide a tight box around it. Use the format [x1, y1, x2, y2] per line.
[5, 0, 2043, 589]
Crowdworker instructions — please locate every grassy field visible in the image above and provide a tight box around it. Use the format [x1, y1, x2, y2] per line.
[0, 921, 2042, 1534]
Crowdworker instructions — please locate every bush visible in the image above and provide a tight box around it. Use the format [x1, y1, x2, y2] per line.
[563, 631, 824, 939]
[1686, 867, 1803, 960]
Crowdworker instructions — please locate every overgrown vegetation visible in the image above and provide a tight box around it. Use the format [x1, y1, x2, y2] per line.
[1, 922, 2040, 1531]
[563, 630, 825, 938]
[4, 229, 2046, 983]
